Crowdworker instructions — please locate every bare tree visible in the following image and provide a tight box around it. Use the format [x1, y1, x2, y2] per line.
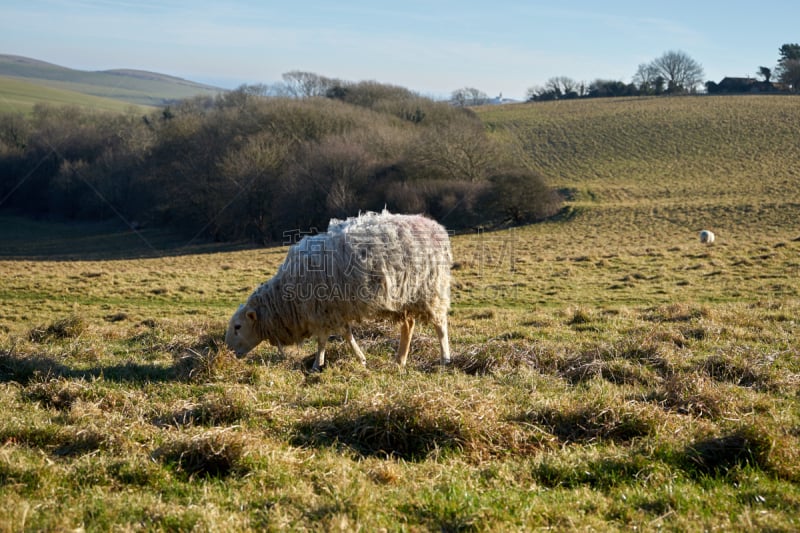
[450, 87, 489, 107]
[526, 77, 581, 101]
[281, 71, 339, 98]
[412, 121, 499, 183]
[286, 136, 375, 220]
[632, 63, 662, 94]
[525, 85, 547, 102]
[546, 76, 580, 98]
[648, 51, 705, 94]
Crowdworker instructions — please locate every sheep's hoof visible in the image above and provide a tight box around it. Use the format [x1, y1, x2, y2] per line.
[310, 364, 323, 373]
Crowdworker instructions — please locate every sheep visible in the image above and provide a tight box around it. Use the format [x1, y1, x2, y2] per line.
[699, 230, 716, 245]
[225, 210, 452, 371]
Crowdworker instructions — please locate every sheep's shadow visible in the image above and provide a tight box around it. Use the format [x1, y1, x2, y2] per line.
[0, 350, 180, 384]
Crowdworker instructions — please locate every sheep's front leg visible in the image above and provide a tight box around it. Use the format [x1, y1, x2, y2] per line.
[434, 316, 451, 365]
[346, 325, 367, 367]
[312, 334, 327, 372]
[396, 315, 415, 367]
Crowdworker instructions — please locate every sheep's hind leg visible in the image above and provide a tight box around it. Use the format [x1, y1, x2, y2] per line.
[396, 315, 415, 367]
[312, 334, 327, 372]
[346, 325, 367, 367]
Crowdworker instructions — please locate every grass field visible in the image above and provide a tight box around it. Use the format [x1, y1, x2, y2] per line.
[0, 76, 154, 115]
[0, 55, 222, 108]
[1, 95, 799, 531]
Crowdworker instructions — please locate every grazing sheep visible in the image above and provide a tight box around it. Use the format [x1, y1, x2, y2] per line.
[699, 230, 716, 245]
[225, 210, 452, 371]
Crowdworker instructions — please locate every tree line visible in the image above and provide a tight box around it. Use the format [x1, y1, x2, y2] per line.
[453, 46, 800, 104]
[0, 82, 562, 243]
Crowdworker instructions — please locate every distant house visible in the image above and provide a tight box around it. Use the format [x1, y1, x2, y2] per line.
[708, 77, 783, 94]
[487, 93, 519, 105]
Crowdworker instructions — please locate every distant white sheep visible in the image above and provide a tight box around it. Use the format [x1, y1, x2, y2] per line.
[699, 230, 716, 245]
[225, 210, 452, 370]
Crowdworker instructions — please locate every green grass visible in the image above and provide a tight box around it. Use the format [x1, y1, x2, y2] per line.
[0, 54, 222, 108]
[1, 95, 799, 530]
[0, 76, 154, 114]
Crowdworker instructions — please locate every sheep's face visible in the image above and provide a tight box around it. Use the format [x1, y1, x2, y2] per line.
[225, 304, 262, 357]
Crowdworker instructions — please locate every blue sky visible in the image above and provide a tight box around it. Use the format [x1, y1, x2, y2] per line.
[1, 0, 797, 100]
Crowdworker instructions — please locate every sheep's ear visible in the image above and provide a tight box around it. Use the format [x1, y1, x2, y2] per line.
[246, 310, 257, 322]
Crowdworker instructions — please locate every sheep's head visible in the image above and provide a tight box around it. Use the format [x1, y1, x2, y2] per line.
[225, 303, 262, 357]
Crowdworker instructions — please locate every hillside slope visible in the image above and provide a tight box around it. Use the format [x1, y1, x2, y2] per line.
[0, 75, 152, 114]
[0, 54, 223, 106]
[476, 95, 800, 246]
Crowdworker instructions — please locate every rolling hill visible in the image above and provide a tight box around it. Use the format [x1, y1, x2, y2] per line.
[474, 95, 800, 245]
[0, 75, 153, 114]
[0, 54, 224, 108]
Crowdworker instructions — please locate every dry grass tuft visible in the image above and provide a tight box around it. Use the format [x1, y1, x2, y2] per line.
[104, 312, 128, 323]
[685, 424, 773, 476]
[524, 401, 659, 444]
[22, 379, 89, 411]
[697, 353, 766, 389]
[557, 351, 605, 384]
[367, 461, 402, 485]
[294, 399, 467, 460]
[768, 430, 800, 482]
[567, 307, 594, 326]
[447, 341, 534, 376]
[644, 303, 711, 323]
[1, 421, 112, 457]
[52, 426, 110, 457]
[293, 389, 544, 461]
[523, 327, 680, 387]
[28, 315, 88, 342]
[599, 359, 662, 387]
[154, 429, 248, 479]
[610, 329, 680, 363]
[553, 346, 662, 387]
[656, 373, 727, 418]
[159, 390, 253, 427]
[172, 343, 241, 382]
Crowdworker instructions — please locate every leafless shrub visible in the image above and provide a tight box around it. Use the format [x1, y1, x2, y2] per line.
[486, 169, 564, 224]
